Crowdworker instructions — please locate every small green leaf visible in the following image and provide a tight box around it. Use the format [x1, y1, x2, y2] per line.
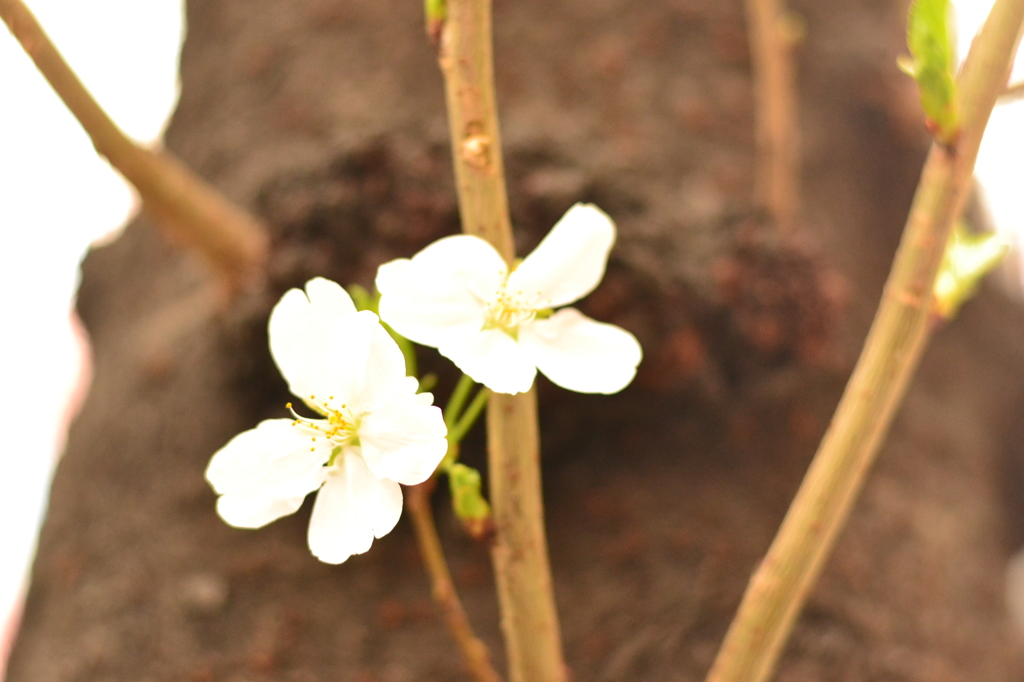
[933, 223, 1009, 319]
[904, 0, 958, 143]
[448, 463, 492, 539]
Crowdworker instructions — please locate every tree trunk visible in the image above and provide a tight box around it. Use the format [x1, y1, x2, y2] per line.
[9, 0, 1024, 679]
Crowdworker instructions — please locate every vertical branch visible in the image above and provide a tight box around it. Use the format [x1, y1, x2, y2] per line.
[705, 1, 1024, 681]
[406, 481, 503, 682]
[0, 0, 268, 289]
[486, 389, 565, 682]
[435, 2, 567, 681]
[745, 0, 801, 234]
[438, 0, 515, 260]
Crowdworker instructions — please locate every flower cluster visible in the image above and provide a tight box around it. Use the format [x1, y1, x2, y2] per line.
[206, 204, 642, 563]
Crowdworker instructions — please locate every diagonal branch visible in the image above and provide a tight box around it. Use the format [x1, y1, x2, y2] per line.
[704, 1, 1024, 681]
[0, 0, 268, 290]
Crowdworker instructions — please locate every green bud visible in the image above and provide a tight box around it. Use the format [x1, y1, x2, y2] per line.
[903, 0, 959, 143]
[448, 463, 493, 539]
[425, 0, 446, 45]
[425, 0, 446, 22]
[933, 223, 1009, 319]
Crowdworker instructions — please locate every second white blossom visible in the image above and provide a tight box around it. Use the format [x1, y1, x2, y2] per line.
[376, 203, 642, 395]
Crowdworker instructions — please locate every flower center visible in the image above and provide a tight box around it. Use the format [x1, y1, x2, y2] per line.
[483, 287, 537, 337]
[287, 395, 360, 456]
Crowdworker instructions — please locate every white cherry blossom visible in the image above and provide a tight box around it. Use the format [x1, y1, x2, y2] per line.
[205, 278, 448, 564]
[375, 203, 642, 395]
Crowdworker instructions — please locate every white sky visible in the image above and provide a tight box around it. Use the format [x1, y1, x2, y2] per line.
[0, 0, 1022, 679]
[957, 0, 1024, 265]
[0, 1, 184, 676]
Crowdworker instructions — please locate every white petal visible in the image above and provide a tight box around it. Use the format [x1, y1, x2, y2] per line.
[519, 308, 642, 394]
[506, 203, 616, 309]
[440, 328, 536, 394]
[216, 493, 308, 530]
[306, 276, 358, 316]
[306, 448, 404, 564]
[267, 278, 356, 396]
[205, 419, 330, 528]
[360, 391, 448, 486]
[268, 278, 379, 402]
[270, 287, 394, 409]
[353, 317, 416, 413]
[205, 420, 329, 498]
[376, 235, 508, 349]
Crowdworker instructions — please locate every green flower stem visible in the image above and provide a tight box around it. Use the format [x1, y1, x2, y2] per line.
[704, 2, 1024, 681]
[435, 0, 566, 679]
[445, 373, 477, 429]
[0, 0, 268, 290]
[382, 322, 418, 378]
[448, 387, 491, 445]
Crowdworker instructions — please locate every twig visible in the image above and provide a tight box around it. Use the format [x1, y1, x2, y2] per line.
[744, 0, 801, 234]
[436, 1, 567, 680]
[1000, 79, 1024, 101]
[704, 2, 1024, 681]
[0, 0, 268, 290]
[407, 479, 503, 682]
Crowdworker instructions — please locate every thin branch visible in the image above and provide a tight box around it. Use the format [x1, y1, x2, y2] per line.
[436, 1, 567, 680]
[406, 479, 503, 682]
[745, 0, 801, 234]
[705, 2, 1024, 681]
[1000, 79, 1024, 101]
[0, 0, 268, 290]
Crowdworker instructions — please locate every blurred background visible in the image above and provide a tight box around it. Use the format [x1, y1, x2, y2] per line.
[2, 0, 1024, 680]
